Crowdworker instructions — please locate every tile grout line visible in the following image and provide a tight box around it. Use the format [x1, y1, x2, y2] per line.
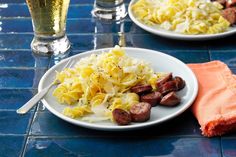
[220, 137, 223, 157]
[207, 44, 211, 62]
[20, 103, 38, 157]
[208, 49, 212, 61]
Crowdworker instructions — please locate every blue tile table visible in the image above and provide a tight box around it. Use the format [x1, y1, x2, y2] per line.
[0, 1, 236, 157]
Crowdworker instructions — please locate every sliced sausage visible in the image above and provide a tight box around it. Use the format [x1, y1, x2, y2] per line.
[130, 84, 152, 95]
[112, 109, 131, 125]
[173, 76, 186, 91]
[156, 73, 173, 88]
[158, 81, 177, 95]
[130, 102, 151, 122]
[160, 92, 181, 106]
[226, 0, 236, 8]
[221, 8, 236, 25]
[140, 92, 162, 107]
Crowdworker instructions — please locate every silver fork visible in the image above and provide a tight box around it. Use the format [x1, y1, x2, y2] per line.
[16, 59, 75, 114]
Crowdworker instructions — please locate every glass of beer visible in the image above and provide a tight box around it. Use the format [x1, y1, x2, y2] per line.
[26, 0, 71, 55]
[92, 0, 127, 21]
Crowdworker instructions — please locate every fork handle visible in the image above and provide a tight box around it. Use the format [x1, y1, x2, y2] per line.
[16, 83, 54, 114]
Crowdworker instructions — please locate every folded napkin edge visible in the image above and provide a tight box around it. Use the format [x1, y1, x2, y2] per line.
[201, 111, 236, 137]
[188, 60, 224, 69]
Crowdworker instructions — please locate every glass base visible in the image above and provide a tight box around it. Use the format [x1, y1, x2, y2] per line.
[31, 35, 71, 56]
[91, 3, 127, 21]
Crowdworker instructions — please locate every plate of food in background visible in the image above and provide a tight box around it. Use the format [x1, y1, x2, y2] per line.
[38, 46, 198, 131]
[128, 0, 236, 40]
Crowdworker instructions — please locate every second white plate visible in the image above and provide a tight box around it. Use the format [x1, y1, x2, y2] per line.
[128, 0, 236, 40]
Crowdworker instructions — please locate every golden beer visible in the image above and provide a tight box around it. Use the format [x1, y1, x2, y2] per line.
[26, 0, 70, 55]
[26, 0, 70, 37]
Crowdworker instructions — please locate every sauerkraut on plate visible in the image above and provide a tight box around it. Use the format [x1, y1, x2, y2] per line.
[130, 0, 230, 35]
[52, 46, 164, 123]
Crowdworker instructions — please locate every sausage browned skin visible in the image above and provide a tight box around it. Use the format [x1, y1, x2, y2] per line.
[112, 109, 131, 125]
[160, 92, 181, 106]
[226, 0, 236, 8]
[221, 7, 236, 25]
[158, 81, 177, 95]
[156, 73, 173, 88]
[174, 76, 185, 90]
[140, 92, 162, 107]
[130, 84, 152, 95]
[130, 102, 151, 122]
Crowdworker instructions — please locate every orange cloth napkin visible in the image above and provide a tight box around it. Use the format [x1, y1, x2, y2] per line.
[188, 61, 236, 137]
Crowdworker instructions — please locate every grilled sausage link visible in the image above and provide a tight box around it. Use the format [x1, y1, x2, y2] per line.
[112, 109, 131, 125]
[130, 102, 151, 122]
[156, 73, 173, 88]
[226, 0, 236, 8]
[160, 92, 181, 106]
[130, 84, 152, 95]
[140, 92, 162, 107]
[221, 7, 236, 25]
[158, 81, 177, 95]
[173, 76, 186, 91]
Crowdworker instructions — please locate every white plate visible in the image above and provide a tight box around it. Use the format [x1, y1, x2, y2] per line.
[128, 0, 236, 40]
[38, 47, 198, 131]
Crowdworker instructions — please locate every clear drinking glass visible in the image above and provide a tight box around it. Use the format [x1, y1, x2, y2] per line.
[92, 0, 127, 21]
[26, 0, 71, 56]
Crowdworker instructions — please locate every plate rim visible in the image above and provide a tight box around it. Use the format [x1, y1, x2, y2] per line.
[128, 0, 236, 40]
[38, 47, 198, 131]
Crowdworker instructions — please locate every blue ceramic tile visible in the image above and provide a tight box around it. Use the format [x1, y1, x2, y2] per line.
[0, 135, 25, 157]
[0, 89, 35, 110]
[0, 69, 46, 88]
[0, 4, 30, 18]
[230, 67, 236, 74]
[69, 34, 208, 51]
[126, 34, 208, 51]
[126, 21, 148, 34]
[24, 137, 221, 157]
[0, 5, 93, 19]
[0, 19, 33, 33]
[0, 50, 50, 68]
[208, 35, 236, 51]
[30, 111, 106, 136]
[0, 111, 33, 135]
[30, 110, 201, 137]
[0, 19, 132, 34]
[209, 50, 236, 68]
[0, 34, 32, 50]
[0, 0, 25, 3]
[68, 6, 93, 19]
[221, 137, 236, 157]
[0, 34, 208, 51]
[0, 34, 103, 50]
[165, 50, 210, 63]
